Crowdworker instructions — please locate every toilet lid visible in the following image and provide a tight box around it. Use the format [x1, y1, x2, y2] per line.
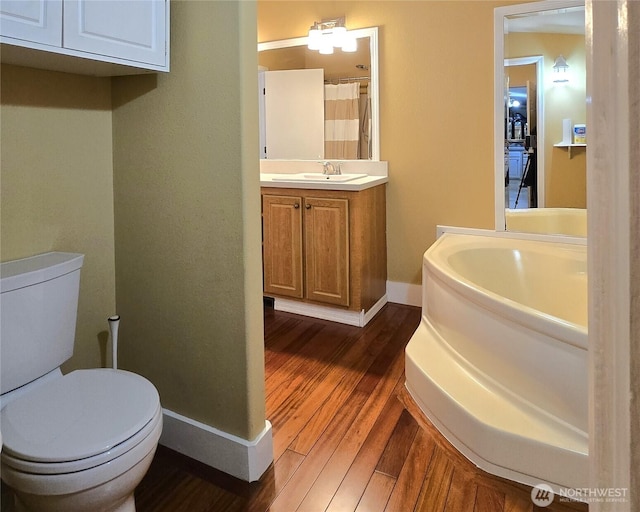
[0, 369, 160, 463]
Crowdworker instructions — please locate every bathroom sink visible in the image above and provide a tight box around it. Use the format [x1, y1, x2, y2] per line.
[271, 173, 368, 183]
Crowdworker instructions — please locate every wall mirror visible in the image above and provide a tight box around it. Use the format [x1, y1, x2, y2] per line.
[258, 27, 380, 161]
[494, 1, 586, 236]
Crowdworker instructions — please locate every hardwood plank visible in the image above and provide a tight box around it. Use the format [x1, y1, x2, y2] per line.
[474, 471, 588, 512]
[354, 472, 396, 512]
[290, 305, 418, 456]
[325, 393, 406, 512]
[443, 468, 477, 512]
[295, 351, 407, 511]
[266, 362, 384, 511]
[264, 317, 322, 378]
[375, 408, 420, 478]
[266, 322, 351, 402]
[269, 309, 410, 461]
[415, 445, 455, 512]
[134, 449, 246, 512]
[266, 327, 355, 433]
[268, 312, 416, 512]
[241, 449, 304, 512]
[474, 485, 506, 512]
[384, 428, 437, 512]
[504, 493, 533, 512]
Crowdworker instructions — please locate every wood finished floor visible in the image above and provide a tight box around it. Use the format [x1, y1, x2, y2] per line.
[1, 304, 589, 512]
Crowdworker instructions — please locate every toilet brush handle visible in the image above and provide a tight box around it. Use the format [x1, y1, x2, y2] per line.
[108, 315, 120, 370]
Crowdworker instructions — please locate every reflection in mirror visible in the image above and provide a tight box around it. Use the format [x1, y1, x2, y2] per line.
[258, 27, 379, 161]
[494, 1, 586, 237]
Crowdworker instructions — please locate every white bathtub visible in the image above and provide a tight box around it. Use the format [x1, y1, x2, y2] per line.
[505, 207, 587, 237]
[405, 233, 587, 491]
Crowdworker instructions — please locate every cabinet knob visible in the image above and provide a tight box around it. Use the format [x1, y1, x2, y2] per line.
[305, 204, 311, 209]
[294, 203, 300, 209]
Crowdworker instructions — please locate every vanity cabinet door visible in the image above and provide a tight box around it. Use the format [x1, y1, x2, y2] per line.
[304, 197, 350, 307]
[262, 194, 304, 299]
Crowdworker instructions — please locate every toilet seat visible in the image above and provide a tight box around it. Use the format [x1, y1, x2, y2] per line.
[1, 369, 160, 474]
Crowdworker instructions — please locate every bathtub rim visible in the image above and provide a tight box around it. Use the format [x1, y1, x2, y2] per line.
[423, 233, 587, 351]
[504, 208, 587, 238]
[436, 225, 586, 246]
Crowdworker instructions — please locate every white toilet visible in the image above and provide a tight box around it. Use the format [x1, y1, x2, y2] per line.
[0, 252, 162, 512]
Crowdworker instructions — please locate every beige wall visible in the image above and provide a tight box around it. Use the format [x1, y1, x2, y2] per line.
[507, 63, 536, 88]
[259, 1, 512, 285]
[0, 64, 116, 371]
[112, 0, 265, 440]
[506, 32, 587, 208]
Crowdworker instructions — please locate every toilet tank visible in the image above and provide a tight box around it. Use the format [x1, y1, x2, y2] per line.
[0, 252, 84, 395]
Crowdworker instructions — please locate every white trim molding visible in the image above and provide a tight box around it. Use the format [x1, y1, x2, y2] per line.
[386, 280, 422, 307]
[588, 0, 639, 510]
[160, 409, 273, 482]
[274, 294, 387, 327]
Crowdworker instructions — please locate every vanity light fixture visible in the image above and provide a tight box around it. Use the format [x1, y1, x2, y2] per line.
[552, 55, 569, 83]
[308, 17, 357, 54]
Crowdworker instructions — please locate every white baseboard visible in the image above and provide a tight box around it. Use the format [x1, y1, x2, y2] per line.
[273, 282, 423, 323]
[386, 280, 422, 307]
[274, 294, 388, 327]
[160, 409, 273, 482]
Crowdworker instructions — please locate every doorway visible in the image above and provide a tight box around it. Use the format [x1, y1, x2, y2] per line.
[504, 56, 544, 210]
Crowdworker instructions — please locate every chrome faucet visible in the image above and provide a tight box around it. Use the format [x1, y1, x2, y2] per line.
[321, 161, 341, 175]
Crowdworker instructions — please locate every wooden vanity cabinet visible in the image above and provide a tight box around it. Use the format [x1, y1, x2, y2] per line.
[261, 194, 305, 300]
[261, 185, 386, 312]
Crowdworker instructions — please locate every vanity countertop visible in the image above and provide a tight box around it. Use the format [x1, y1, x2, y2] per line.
[260, 173, 388, 191]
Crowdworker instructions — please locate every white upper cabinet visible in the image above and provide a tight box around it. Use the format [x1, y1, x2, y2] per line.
[0, 0, 62, 46]
[0, 0, 169, 75]
[64, 0, 166, 67]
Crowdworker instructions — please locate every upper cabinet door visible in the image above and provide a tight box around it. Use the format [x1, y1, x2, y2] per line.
[0, 0, 62, 46]
[63, 0, 166, 67]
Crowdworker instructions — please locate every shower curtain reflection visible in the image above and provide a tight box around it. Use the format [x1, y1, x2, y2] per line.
[324, 82, 360, 159]
[360, 82, 372, 159]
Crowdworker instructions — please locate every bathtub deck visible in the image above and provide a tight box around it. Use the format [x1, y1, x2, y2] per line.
[406, 322, 588, 492]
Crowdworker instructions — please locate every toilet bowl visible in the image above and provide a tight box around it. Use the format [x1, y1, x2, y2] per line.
[0, 253, 163, 512]
[1, 369, 162, 512]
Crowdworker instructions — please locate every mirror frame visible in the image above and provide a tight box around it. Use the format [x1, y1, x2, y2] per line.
[494, 0, 585, 231]
[258, 27, 380, 161]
